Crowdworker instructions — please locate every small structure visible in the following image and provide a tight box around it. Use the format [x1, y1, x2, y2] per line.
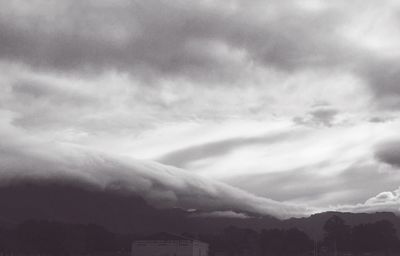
[131, 232, 208, 256]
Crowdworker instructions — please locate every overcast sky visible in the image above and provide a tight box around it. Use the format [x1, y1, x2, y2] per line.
[1, 0, 400, 218]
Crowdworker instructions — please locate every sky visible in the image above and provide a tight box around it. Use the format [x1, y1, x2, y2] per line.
[1, 0, 400, 218]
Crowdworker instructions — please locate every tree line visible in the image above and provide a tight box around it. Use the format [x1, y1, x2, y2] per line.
[321, 215, 398, 255]
[198, 216, 400, 256]
[0, 216, 399, 255]
[0, 220, 135, 255]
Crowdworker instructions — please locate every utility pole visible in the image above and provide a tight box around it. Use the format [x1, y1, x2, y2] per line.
[334, 240, 337, 256]
[314, 239, 318, 256]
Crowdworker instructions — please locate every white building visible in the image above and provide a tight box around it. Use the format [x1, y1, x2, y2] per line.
[132, 232, 208, 256]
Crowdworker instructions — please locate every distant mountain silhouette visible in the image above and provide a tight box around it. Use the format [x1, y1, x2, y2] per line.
[1, 181, 399, 239]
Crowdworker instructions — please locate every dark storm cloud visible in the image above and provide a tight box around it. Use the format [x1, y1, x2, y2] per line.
[0, 0, 233, 79]
[1, 0, 399, 112]
[0, 0, 351, 82]
[375, 140, 400, 168]
[2, 0, 399, 111]
[157, 129, 303, 168]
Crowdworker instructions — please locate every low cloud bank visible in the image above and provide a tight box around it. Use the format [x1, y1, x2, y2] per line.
[0, 123, 313, 219]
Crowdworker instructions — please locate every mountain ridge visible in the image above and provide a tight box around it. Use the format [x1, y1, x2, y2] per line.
[1, 181, 399, 239]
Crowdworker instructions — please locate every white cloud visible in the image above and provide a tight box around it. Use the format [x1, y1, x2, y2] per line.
[335, 187, 400, 214]
[191, 210, 250, 219]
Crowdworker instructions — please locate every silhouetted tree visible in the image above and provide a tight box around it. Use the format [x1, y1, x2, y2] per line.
[260, 229, 284, 255]
[221, 226, 259, 256]
[374, 220, 399, 255]
[352, 220, 398, 255]
[16, 220, 68, 255]
[83, 223, 116, 252]
[323, 215, 351, 252]
[283, 228, 313, 255]
[10, 220, 119, 254]
[259, 228, 312, 256]
[0, 228, 4, 251]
